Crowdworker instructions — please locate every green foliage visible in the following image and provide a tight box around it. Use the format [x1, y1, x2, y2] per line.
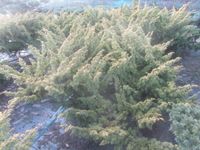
[133, 5, 200, 54]
[125, 138, 179, 150]
[0, 73, 6, 85]
[0, 4, 199, 54]
[170, 103, 200, 150]
[0, 13, 42, 52]
[0, 12, 69, 53]
[0, 5, 196, 149]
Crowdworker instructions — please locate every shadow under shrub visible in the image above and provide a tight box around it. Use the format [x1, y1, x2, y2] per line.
[0, 74, 10, 92]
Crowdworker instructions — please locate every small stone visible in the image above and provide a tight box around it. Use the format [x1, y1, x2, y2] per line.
[20, 107, 25, 112]
[31, 112, 40, 116]
[196, 37, 200, 43]
[56, 117, 66, 124]
[17, 50, 31, 58]
[45, 131, 53, 136]
[59, 128, 65, 134]
[32, 104, 41, 108]
[0, 53, 10, 63]
[41, 99, 49, 103]
[40, 145, 46, 150]
[182, 74, 188, 77]
[12, 118, 23, 125]
[65, 144, 70, 148]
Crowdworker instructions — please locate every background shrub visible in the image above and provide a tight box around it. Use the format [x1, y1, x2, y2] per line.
[126, 5, 200, 54]
[0, 4, 199, 54]
[0, 12, 75, 52]
[0, 13, 43, 52]
[170, 103, 200, 150]
[0, 12, 69, 53]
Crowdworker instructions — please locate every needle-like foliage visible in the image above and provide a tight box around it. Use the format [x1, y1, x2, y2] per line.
[170, 103, 200, 150]
[0, 4, 198, 149]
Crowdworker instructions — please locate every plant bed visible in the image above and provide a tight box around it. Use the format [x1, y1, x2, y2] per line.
[0, 4, 199, 150]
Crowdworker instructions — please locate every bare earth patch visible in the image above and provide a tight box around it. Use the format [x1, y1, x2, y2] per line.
[177, 50, 200, 101]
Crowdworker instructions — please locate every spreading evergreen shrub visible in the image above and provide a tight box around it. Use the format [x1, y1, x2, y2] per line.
[0, 12, 66, 53]
[0, 4, 199, 54]
[170, 103, 200, 150]
[132, 5, 200, 54]
[0, 5, 197, 149]
[0, 13, 42, 52]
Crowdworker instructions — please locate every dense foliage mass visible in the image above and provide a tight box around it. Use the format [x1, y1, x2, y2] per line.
[0, 12, 73, 53]
[0, 5, 199, 54]
[0, 13, 40, 52]
[170, 103, 200, 150]
[0, 4, 199, 149]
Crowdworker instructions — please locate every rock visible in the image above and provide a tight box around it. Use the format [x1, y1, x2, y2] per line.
[65, 144, 70, 148]
[59, 128, 65, 134]
[20, 107, 25, 112]
[45, 131, 54, 136]
[31, 112, 40, 116]
[12, 118, 23, 125]
[16, 50, 31, 58]
[197, 37, 200, 43]
[0, 53, 10, 63]
[11, 101, 59, 132]
[41, 99, 49, 103]
[32, 104, 41, 108]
